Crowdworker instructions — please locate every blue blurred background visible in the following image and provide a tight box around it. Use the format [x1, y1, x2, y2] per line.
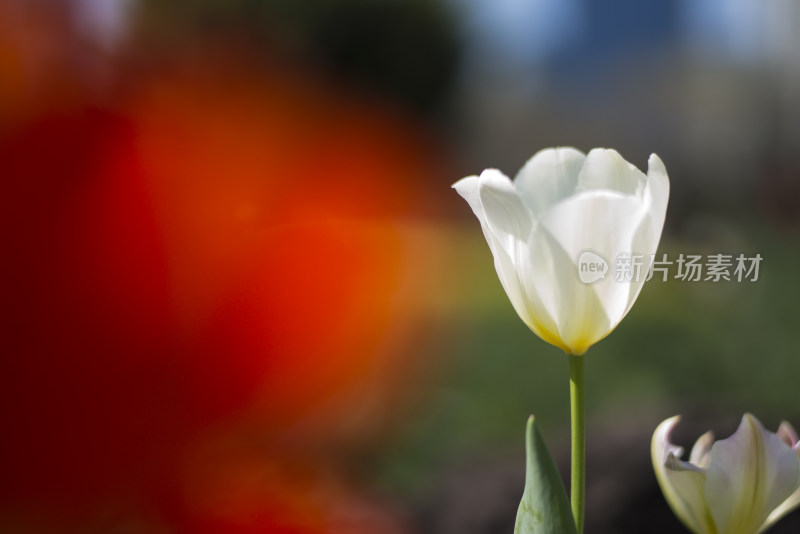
[1, 0, 799, 532]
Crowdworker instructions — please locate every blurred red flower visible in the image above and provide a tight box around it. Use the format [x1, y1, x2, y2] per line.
[0, 8, 444, 531]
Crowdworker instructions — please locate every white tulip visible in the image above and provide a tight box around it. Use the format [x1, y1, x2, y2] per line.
[652, 414, 800, 534]
[453, 147, 669, 355]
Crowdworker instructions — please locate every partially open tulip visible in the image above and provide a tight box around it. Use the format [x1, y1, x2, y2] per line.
[652, 414, 800, 534]
[453, 147, 669, 355]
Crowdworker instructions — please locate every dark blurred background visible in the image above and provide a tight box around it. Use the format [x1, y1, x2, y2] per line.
[1, 0, 799, 532]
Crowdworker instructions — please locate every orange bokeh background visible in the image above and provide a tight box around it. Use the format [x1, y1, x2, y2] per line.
[0, 4, 450, 531]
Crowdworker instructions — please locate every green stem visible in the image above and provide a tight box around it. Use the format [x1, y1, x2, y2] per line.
[569, 353, 586, 534]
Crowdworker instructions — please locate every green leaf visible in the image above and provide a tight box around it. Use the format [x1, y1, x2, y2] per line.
[514, 416, 577, 534]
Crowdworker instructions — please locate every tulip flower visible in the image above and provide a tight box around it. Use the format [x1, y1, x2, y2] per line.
[454, 147, 669, 532]
[652, 414, 800, 534]
[452, 147, 669, 356]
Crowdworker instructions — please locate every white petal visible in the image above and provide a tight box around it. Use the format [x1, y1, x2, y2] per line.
[652, 416, 716, 534]
[620, 153, 671, 318]
[640, 153, 670, 252]
[452, 174, 509, 273]
[705, 414, 800, 534]
[452, 175, 484, 226]
[538, 189, 646, 332]
[576, 148, 646, 196]
[494, 234, 560, 346]
[762, 439, 800, 532]
[475, 169, 533, 260]
[513, 147, 586, 218]
[690, 431, 715, 469]
[453, 172, 552, 340]
[522, 224, 608, 354]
